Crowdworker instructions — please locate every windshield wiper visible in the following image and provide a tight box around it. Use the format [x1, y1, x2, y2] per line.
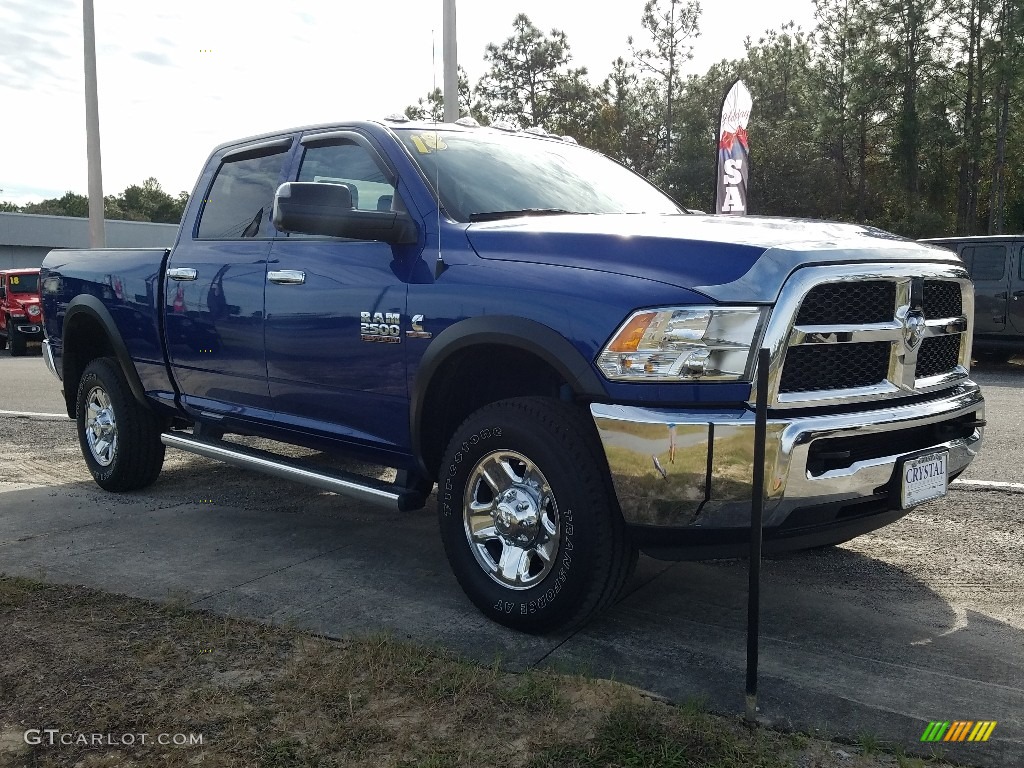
[468, 208, 583, 223]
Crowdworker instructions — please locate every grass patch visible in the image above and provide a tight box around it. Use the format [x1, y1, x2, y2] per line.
[0, 575, 961, 768]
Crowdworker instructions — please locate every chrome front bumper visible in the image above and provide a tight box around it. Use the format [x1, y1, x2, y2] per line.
[591, 382, 984, 530]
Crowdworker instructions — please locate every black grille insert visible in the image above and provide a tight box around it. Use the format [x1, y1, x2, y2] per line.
[923, 281, 962, 319]
[796, 281, 895, 325]
[780, 342, 891, 393]
[807, 411, 979, 475]
[917, 334, 962, 378]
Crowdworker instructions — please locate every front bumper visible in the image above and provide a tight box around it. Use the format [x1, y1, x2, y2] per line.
[591, 382, 984, 554]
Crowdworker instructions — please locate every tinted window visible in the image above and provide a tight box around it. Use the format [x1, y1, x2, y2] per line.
[298, 142, 397, 212]
[962, 245, 1006, 281]
[197, 148, 288, 239]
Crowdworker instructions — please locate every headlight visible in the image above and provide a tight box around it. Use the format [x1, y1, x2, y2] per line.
[597, 306, 767, 381]
[27, 305, 41, 317]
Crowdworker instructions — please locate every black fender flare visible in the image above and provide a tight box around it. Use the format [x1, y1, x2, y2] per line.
[409, 315, 607, 475]
[63, 295, 149, 410]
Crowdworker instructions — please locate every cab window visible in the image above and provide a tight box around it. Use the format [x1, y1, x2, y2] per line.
[961, 245, 1006, 281]
[197, 146, 290, 239]
[297, 141, 399, 213]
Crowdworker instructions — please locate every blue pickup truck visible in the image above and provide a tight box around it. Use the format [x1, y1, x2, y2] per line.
[40, 118, 985, 632]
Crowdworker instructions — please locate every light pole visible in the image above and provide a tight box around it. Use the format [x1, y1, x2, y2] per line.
[83, 0, 105, 247]
[442, 0, 458, 123]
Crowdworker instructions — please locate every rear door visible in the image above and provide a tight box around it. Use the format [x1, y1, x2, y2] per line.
[164, 137, 294, 417]
[961, 242, 1010, 336]
[264, 129, 416, 453]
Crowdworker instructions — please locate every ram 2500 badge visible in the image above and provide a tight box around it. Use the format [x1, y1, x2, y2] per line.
[40, 118, 985, 632]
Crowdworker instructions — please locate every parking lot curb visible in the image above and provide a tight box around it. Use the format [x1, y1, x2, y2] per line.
[951, 478, 1024, 493]
[0, 410, 71, 421]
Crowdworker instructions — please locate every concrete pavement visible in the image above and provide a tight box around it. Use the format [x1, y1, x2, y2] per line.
[0, 473, 1020, 765]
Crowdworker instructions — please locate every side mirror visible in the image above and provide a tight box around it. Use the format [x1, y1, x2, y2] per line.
[273, 182, 416, 245]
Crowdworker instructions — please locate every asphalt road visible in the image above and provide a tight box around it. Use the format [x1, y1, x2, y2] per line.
[1, 349, 1023, 764]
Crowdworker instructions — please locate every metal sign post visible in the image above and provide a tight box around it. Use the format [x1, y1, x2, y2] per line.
[83, 0, 105, 248]
[746, 347, 770, 722]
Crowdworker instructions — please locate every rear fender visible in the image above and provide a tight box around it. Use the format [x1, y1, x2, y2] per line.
[62, 295, 149, 414]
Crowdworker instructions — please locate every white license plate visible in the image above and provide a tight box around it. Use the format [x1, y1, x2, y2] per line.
[900, 450, 948, 508]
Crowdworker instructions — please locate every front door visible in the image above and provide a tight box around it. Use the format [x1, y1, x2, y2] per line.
[961, 242, 1010, 336]
[264, 130, 413, 453]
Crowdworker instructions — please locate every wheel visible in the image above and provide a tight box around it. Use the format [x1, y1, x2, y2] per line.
[438, 397, 636, 633]
[8, 323, 25, 356]
[75, 357, 165, 491]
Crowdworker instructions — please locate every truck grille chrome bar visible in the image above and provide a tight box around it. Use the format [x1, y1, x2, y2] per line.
[754, 264, 974, 409]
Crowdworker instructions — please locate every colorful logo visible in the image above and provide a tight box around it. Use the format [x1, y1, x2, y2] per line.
[921, 721, 997, 742]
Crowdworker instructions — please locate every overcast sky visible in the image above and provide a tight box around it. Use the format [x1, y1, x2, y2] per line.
[0, 0, 816, 207]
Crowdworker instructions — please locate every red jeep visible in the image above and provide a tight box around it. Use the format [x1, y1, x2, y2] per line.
[0, 268, 43, 356]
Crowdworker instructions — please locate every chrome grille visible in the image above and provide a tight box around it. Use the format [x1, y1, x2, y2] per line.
[760, 264, 973, 409]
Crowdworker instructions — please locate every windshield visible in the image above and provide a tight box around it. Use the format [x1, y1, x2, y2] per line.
[7, 273, 39, 294]
[394, 128, 682, 222]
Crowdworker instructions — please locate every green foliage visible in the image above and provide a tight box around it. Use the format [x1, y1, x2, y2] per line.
[405, 0, 1021, 236]
[629, 0, 703, 171]
[475, 14, 594, 131]
[9, 178, 188, 224]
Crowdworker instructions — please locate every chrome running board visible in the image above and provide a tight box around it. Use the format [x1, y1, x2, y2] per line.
[160, 432, 428, 512]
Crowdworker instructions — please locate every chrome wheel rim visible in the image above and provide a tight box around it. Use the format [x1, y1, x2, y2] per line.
[463, 450, 560, 590]
[84, 386, 117, 467]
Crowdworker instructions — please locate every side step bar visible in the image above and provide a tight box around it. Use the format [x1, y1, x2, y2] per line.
[160, 432, 429, 512]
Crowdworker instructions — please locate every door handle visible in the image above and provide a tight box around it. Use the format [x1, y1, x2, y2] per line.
[167, 268, 197, 281]
[268, 270, 305, 285]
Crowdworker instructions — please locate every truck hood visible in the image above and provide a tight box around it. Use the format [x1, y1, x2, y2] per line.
[464, 214, 962, 303]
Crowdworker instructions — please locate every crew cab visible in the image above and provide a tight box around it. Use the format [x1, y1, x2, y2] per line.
[40, 118, 985, 632]
[1, 267, 43, 356]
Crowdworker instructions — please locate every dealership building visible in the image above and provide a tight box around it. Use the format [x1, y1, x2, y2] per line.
[0, 212, 177, 270]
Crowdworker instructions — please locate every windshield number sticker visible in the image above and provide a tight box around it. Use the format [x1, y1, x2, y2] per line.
[409, 134, 447, 154]
[10, 276, 18, 285]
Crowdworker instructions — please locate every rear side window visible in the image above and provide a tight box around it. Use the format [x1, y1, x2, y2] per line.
[961, 245, 1006, 281]
[197, 147, 289, 239]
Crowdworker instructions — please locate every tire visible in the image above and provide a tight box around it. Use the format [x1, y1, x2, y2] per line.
[75, 357, 165, 491]
[438, 397, 636, 633]
[9, 323, 25, 356]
